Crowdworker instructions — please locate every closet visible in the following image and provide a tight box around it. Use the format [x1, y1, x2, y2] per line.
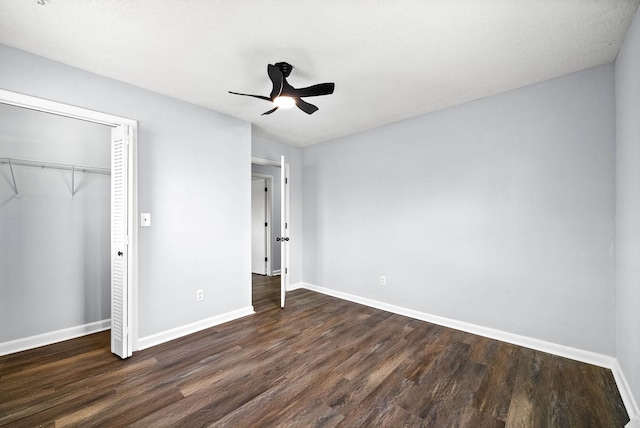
[0, 102, 112, 346]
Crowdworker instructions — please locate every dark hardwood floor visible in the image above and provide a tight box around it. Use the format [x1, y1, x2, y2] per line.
[0, 275, 629, 427]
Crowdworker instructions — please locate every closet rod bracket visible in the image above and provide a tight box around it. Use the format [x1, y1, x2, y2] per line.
[71, 165, 75, 197]
[8, 160, 20, 198]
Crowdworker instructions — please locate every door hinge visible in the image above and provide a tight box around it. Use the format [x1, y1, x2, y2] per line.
[265, 257, 268, 262]
[285, 177, 288, 184]
[265, 187, 268, 192]
[265, 222, 268, 227]
[285, 222, 288, 229]
[285, 268, 288, 274]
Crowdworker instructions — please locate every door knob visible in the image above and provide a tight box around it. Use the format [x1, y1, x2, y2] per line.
[117, 251, 123, 256]
[276, 237, 290, 242]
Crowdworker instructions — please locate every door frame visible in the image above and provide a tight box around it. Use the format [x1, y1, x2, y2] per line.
[251, 173, 273, 275]
[252, 157, 285, 279]
[0, 88, 139, 352]
[251, 156, 290, 307]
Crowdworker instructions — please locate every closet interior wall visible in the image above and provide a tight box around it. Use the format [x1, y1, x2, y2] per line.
[0, 103, 112, 344]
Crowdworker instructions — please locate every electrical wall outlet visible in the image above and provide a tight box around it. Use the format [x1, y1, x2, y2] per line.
[196, 289, 204, 301]
[380, 276, 386, 286]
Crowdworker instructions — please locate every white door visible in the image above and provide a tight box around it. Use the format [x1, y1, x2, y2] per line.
[111, 124, 132, 359]
[251, 178, 267, 274]
[280, 155, 290, 308]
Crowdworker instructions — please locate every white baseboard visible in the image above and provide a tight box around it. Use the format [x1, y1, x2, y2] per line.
[0, 319, 111, 356]
[626, 419, 640, 428]
[272, 269, 281, 276]
[137, 306, 255, 351]
[300, 282, 640, 421]
[288, 282, 305, 291]
[300, 282, 616, 368]
[613, 360, 640, 423]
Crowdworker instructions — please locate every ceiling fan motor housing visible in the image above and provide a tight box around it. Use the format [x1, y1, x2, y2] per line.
[275, 62, 293, 78]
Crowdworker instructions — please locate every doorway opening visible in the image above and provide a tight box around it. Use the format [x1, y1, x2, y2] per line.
[251, 174, 273, 276]
[251, 156, 290, 309]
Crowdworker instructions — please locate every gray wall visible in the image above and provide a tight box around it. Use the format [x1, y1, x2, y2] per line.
[252, 135, 303, 285]
[0, 105, 111, 342]
[303, 64, 616, 355]
[0, 103, 111, 167]
[615, 4, 640, 410]
[0, 44, 252, 340]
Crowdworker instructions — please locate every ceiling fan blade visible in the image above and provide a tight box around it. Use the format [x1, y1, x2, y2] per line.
[262, 106, 279, 115]
[228, 91, 271, 102]
[291, 82, 335, 98]
[295, 98, 319, 115]
[267, 64, 284, 99]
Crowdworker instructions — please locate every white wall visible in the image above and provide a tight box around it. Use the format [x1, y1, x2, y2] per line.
[252, 134, 303, 285]
[0, 104, 111, 342]
[615, 4, 640, 413]
[0, 44, 252, 341]
[303, 64, 616, 355]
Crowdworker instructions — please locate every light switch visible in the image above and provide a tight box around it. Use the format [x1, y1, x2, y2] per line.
[140, 213, 151, 227]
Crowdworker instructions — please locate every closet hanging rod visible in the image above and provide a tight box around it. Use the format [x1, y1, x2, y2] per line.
[0, 157, 110, 175]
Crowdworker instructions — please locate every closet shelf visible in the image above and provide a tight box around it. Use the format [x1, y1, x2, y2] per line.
[1, 156, 110, 198]
[0, 157, 110, 175]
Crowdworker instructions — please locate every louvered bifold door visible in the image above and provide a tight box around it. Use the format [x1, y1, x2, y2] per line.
[111, 124, 131, 359]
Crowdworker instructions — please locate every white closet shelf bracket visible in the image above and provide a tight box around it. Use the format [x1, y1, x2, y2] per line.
[8, 160, 19, 196]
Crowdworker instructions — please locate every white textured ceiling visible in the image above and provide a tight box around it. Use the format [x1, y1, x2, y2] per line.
[1, 1, 638, 147]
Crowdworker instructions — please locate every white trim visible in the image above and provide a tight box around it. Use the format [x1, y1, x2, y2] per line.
[0, 320, 111, 356]
[251, 156, 281, 168]
[626, 419, 640, 428]
[0, 89, 136, 127]
[299, 283, 640, 419]
[299, 283, 616, 369]
[0, 89, 139, 354]
[613, 360, 640, 422]
[137, 306, 255, 351]
[251, 156, 289, 290]
[288, 282, 305, 291]
[131, 128, 139, 350]
[297, 280, 640, 421]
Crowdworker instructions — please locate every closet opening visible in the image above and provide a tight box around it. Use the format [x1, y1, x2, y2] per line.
[0, 89, 138, 359]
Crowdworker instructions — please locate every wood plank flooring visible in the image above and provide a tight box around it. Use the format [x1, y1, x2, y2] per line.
[0, 275, 629, 427]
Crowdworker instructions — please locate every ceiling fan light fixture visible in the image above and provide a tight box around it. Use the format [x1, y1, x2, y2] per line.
[273, 96, 295, 109]
[229, 62, 334, 115]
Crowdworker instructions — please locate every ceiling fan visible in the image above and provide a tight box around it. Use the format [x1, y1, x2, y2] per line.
[229, 62, 335, 115]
